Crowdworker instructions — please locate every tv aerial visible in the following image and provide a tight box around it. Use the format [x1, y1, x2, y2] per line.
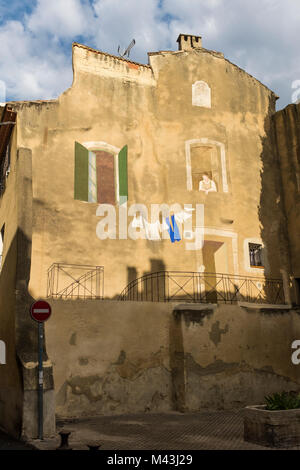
[118, 39, 136, 59]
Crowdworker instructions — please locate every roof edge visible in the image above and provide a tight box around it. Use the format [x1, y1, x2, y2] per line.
[148, 46, 278, 97]
[72, 42, 151, 69]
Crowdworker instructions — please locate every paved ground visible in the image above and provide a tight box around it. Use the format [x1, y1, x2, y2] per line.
[0, 430, 35, 450]
[28, 410, 300, 451]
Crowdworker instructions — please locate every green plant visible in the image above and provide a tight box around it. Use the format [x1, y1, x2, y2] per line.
[265, 391, 300, 410]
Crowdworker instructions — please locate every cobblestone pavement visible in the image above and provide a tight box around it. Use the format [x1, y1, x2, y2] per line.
[29, 410, 300, 451]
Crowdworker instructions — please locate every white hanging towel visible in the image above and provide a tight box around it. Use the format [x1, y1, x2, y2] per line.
[174, 210, 193, 224]
[161, 219, 169, 230]
[131, 214, 161, 240]
[142, 217, 161, 241]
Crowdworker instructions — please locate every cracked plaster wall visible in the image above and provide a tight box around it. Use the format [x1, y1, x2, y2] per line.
[45, 300, 300, 418]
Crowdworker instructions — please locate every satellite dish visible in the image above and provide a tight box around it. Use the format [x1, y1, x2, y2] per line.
[118, 39, 136, 59]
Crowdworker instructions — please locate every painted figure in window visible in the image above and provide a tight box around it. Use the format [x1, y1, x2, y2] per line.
[199, 172, 217, 194]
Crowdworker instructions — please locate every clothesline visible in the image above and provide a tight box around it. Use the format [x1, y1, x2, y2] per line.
[131, 209, 194, 241]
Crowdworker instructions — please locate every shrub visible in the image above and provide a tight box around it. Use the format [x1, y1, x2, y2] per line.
[265, 391, 300, 410]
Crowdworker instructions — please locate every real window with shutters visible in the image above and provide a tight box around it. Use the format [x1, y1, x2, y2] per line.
[74, 142, 128, 205]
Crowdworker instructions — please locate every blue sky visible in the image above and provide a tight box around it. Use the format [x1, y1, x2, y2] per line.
[0, 0, 299, 109]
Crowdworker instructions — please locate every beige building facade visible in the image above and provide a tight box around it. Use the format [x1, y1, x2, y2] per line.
[0, 34, 299, 438]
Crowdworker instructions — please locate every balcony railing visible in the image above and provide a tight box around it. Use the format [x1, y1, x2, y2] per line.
[119, 271, 285, 305]
[47, 263, 104, 299]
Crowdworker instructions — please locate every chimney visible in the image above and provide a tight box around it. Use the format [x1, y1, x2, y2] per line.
[177, 34, 202, 51]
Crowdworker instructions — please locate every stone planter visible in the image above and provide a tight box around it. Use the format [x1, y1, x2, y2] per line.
[244, 405, 300, 448]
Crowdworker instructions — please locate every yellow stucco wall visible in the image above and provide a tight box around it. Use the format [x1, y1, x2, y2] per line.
[6, 41, 290, 301]
[45, 300, 300, 416]
[0, 114, 24, 436]
[0, 37, 299, 436]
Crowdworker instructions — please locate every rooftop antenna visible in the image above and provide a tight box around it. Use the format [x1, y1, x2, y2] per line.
[118, 39, 136, 59]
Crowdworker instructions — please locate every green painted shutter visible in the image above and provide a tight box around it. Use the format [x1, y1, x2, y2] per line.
[74, 142, 89, 201]
[88, 151, 97, 203]
[118, 145, 128, 204]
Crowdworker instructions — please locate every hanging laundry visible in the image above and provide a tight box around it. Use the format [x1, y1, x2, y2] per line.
[160, 208, 193, 230]
[142, 217, 161, 241]
[131, 214, 161, 240]
[166, 214, 181, 243]
[161, 219, 169, 231]
[174, 209, 193, 224]
[131, 210, 193, 242]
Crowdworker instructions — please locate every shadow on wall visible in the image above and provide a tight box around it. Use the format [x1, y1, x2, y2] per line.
[127, 267, 138, 285]
[0, 230, 23, 437]
[141, 259, 166, 301]
[120, 261, 285, 305]
[258, 96, 292, 304]
[121, 259, 166, 301]
[0, 228, 53, 438]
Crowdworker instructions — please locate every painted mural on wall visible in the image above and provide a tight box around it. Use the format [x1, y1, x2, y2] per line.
[74, 142, 128, 205]
[72, 139, 239, 276]
[130, 207, 195, 243]
[199, 172, 217, 194]
[186, 140, 228, 193]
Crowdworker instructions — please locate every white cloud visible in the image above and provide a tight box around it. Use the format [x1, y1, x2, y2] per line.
[0, 0, 299, 108]
[0, 1, 98, 100]
[26, 0, 96, 38]
[92, 0, 171, 61]
[0, 19, 72, 100]
[160, 0, 300, 108]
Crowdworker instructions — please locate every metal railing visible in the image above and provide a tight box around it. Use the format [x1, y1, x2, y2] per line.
[47, 263, 104, 299]
[119, 271, 285, 305]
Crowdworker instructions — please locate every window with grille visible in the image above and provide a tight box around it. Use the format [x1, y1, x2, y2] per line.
[249, 243, 263, 267]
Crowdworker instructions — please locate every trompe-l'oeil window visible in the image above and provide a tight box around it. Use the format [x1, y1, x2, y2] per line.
[74, 142, 128, 205]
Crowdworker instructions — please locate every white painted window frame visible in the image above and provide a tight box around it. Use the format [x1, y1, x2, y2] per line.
[185, 138, 229, 193]
[243, 237, 268, 274]
[192, 81, 211, 108]
[83, 141, 121, 204]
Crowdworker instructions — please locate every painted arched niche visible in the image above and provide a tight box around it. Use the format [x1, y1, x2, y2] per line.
[192, 81, 211, 108]
[185, 138, 228, 193]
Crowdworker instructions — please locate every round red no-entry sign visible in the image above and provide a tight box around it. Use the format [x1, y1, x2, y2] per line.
[30, 300, 52, 322]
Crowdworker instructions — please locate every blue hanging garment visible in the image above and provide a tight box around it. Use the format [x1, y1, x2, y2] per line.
[166, 214, 181, 243]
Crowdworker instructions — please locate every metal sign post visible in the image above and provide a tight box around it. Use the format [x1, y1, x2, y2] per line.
[30, 300, 52, 440]
[38, 322, 44, 440]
